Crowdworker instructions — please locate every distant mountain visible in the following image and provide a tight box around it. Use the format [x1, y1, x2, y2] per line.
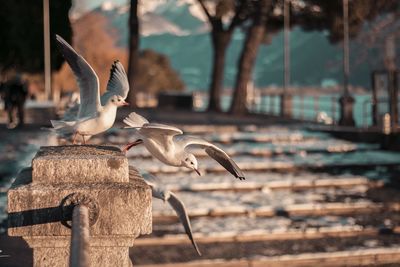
[87, 1, 399, 91]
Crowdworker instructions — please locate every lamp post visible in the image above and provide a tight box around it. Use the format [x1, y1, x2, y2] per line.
[385, 36, 398, 129]
[280, 0, 292, 117]
[284, 0, 290, 92]
[43, 0, 51, 101]
[338, 0, 355, 126]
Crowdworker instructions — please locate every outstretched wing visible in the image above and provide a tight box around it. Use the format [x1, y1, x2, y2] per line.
[55, 35, 101, 118]
[168, 192, 202, 256]
[140, 123, 183, 147]
[141, 172, 162, 188]
[123, 113, 182, 147]
[101, 60, 130, 105]
[178, 136, 245, 180]
[123, 112, 149, 128]
[142, 172, 202, 256]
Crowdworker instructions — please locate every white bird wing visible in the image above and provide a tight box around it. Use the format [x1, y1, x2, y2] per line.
[141, 171, 161, 187]
[123, 112, 149, 128]
[100, 60, 130, 105]
[142, 172, 201, 256]
[167, 192, 202, 256]
[138, 123, 183, 147]
[62, 102, 80, 121]
[178, 136, 245, 180]
[55, 35, 101, 119]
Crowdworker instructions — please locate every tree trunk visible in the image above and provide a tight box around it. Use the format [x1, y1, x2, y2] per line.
[229, 0, 271, 115]
[207, 29, 232, 112]
[127, 0, 139, 108]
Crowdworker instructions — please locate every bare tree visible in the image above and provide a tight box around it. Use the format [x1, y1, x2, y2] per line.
[229, 0, 399, 115]
[197, 0, 248, 112]
[230, 0, 272, 114]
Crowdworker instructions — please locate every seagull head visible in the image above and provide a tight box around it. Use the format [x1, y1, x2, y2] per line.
[109, 95, 129, 107]
[182, 153, 200, 176]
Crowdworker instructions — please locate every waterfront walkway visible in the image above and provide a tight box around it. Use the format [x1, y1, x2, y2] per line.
[1, 112, 400, 266]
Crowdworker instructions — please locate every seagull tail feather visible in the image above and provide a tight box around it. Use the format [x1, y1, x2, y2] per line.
[50, 120, 77, 136]
[50, 120, 75, 129]
[123, 112, 149, 128]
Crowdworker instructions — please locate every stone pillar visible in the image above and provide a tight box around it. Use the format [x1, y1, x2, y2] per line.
[8, 145, 152, 267]
[338, 95, 355, 126]
[280, 93, 292, 118]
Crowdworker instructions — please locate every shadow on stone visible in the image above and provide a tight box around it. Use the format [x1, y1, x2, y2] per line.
[8, 206, 66, 228]
[0, 234, 33, 267]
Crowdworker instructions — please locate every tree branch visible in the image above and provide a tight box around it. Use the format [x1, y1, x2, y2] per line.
[228, 0, 249, 32]
[198, 0, 214, 23]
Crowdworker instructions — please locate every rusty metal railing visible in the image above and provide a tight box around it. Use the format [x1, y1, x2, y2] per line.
[69, 205, 90, 267]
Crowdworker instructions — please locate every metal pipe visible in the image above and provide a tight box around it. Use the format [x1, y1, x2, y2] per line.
[342, 0, 350, 97]
[69, 205, 90, 267]
[332, 96, 337, 124]
[314, 96, 319, 120]
[43, 0, 51, 101]
[283, 0, 290, 92]
[270, 95, 274, 114]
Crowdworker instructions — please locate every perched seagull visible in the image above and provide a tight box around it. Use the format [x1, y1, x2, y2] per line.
[142, 172, 201, 256]
[122, 113, 245, 180]
[50, 35, 129, 144]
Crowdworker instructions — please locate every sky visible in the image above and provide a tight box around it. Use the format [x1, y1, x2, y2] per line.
[71, 0, 127, 18]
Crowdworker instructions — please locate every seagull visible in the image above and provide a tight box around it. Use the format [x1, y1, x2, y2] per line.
[50, 35, 129, 144]
[122, 112, 245, 180]
[141, 172, 201, 256]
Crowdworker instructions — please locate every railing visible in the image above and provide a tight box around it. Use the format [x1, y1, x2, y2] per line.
[157, 90, 339, 124]
[360, 98, 399, 128]
[70, 205, 90, 267]
[362, 98, 373, 128]
[166, 90, 395, 128]
[255, 93, 339, 124]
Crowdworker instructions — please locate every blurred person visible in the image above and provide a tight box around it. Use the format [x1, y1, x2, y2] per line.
[1, 73, 28, 128]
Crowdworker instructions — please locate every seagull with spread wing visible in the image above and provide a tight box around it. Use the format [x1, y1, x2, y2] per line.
[50, 35, 129, 144]
[142, 172, 201, 256]
[122, 112, 245, 180]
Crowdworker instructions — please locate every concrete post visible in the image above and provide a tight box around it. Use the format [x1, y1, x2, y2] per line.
[7, 145, 152, 267]
[338, 95, 355, 126]
[280, 93, 292, 118]
[338, 0, 355, 127]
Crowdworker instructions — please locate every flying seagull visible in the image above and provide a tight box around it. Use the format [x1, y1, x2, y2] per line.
[122, 112, 245, 180]
[142, 172, 201, 256]
[50, 35, 129, 144]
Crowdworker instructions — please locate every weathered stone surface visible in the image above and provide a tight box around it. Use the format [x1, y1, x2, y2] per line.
[25, 237, 133, 267]
[8, 145, 152, 267]
[32, 145, 129, 183]
[8, 170, 152, 237]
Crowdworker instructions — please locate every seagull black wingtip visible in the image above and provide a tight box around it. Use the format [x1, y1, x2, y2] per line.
[196, 249, 202, 257]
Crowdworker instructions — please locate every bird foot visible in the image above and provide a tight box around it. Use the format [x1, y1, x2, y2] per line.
[72, 132, 78, 145]
[122, 139, 143, 153]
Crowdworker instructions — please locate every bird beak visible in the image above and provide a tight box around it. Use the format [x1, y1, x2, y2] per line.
[122, 101, 129, 106]
[194, 168, 201, 176]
